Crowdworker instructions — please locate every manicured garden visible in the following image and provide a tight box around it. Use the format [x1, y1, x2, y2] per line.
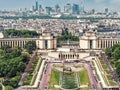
[48, 64, 93, 90]
[99, 59, 117, 86]
[79, 69, 91, 90]
[79, 69, 90, 85]
[62, 73, 78, 89]
[48, 69, 60, 89]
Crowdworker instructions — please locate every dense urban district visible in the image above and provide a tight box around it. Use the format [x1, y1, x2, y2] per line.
[0, 18, 120, 90]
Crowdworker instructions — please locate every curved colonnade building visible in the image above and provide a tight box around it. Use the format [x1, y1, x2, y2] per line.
[0, 30, 120, 50]
[0, 30, 57, 49]
[80, 30, 120, 49]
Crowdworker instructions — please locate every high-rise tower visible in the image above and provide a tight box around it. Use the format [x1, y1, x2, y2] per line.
[64, 4, 72, 14]
[72, 4, 80, 14]
[105, 8, 109, 15]
[79, 0, 85, 13]
[35, 0, 39, 11]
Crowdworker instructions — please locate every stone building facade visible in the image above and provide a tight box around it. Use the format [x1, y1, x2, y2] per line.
[1, 29, 120, 50]
[0, 30, 57, 49]
[80, 31, 120, 49]
[36, 30, 57, 49]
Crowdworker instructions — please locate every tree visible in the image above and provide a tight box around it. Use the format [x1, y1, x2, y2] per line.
[114, 59, 120, 67]
[116, 63, 120, 77]
[9, 76, 20, 88]
[0, 84, 2, 90]
[112, 44, 120, 52]
[57, 32, 79, 41]
[3, 79, 10, 86]
[105, 48, 112, 57]
[11, 50, 21, 58]
[22, 52, 30, 63]
[5, 86, 14, 90]
[6, 29, 39, 38]
[1, 45, 11, 54]
[112, 47, 120, 60]
[24, 41, 36, 54]
[0, 46, 31, 88]
[0, 49, 3, 55]
[17, 62, 26, 72]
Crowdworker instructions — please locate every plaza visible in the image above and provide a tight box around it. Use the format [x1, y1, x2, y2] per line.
[2, 29, 119, 90]
[17, 52, 119, 90]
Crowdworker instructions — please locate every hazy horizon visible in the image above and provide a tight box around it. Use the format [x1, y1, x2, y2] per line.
[0, 0, 119, 12]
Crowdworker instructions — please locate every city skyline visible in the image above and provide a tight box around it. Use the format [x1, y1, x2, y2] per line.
[0, 0, 119, 12]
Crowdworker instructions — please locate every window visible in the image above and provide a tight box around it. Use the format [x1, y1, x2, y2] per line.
[45, 40, 48, 49]
[90, 40, 93, 49]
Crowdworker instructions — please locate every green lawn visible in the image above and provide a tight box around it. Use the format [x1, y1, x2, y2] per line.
[104, 69, 110, 74]
[101, 64, 108, 70]
[109, 80, 117, 86]
[48, 69, 60, 89]
[79, 69, 90, 85]
[100, 60, 104, 64]
[80, 88, 90, 90]
[23, 74, 33, 85]
[99, 59, 117, 86]
[79, 69, 91, 90]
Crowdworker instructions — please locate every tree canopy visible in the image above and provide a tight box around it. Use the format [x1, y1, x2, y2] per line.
[0, 45, 30, 88]
[105, 43, 120, 77]
[105, 43, 120, 59]
[57, 29, 79, 41]
[5, 86, 14, 90]
[24, 41, 36, 54]
[5, 29, 39, 38]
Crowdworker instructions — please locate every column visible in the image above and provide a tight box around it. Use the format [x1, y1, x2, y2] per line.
[100, 40, 102, 49]
[104, 40, 106, 48]
[110, 40, 112, 48]
[99, 40, 101, 49]
[112, 40, 113, 47]
[108, 40, 110, 48]
[0, 41, 1, 48]
[101, 40, 103, 49]
[103, 40, 105, 49]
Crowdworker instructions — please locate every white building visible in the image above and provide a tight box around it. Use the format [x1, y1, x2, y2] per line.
[0, 30, 57, 49]
[80, 30, 120, 49]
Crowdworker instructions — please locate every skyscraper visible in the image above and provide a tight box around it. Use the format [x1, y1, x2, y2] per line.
[38, 5, 42, 15]
[55, 4, 61, 13]
[79, 0, 85, 14]
[64, 4, 72, 14]
[35, 0, 39, 11]
[32, 5, 35, 12]
[45, 7, 51, 15]
[72, 4, 80, 14]
[105, 8, 108, 15]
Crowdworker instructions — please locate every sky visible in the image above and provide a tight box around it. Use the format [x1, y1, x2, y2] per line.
[0, 0, 119, 11]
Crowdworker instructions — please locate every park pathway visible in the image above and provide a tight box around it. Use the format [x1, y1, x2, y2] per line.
[39, 63, 53, 89]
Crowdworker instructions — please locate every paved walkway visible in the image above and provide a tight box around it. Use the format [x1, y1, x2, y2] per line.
[85, 63, 98, 89]
[15, 60, 46, 90]
[39, 63, 53, 89]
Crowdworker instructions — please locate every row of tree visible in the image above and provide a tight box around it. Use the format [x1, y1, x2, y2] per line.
[0, 85, 14, 90]
[105, 44, 120, 77]
[57, 28, 79, 41]
[5, 29, 39, 38]
[0, 41, 36, 88]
